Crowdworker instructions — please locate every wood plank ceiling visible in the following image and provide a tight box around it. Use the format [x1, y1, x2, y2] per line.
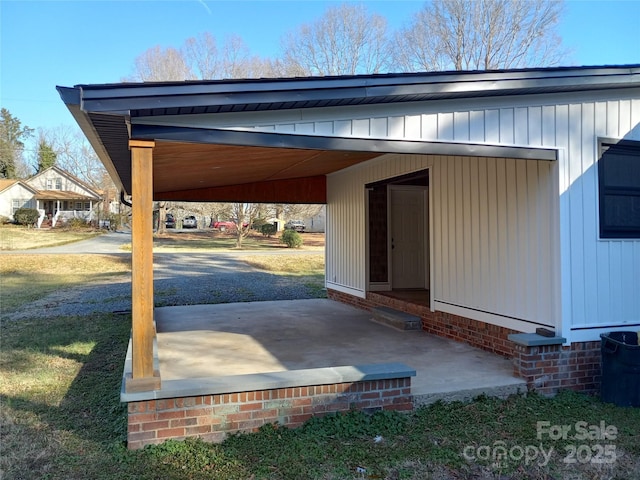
[152, 141, 381, 203]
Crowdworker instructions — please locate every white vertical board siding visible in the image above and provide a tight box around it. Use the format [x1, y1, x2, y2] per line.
[326, 154, 432, 296]
[326, 172, 366, 296]
[560, 98, 640, 341]
[431, 155, 556, 327]
[327, 154, 557, 331]
[280, 90, 640, 339]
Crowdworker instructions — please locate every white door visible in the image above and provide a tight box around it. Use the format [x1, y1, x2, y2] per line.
[390, 186, 428, 289]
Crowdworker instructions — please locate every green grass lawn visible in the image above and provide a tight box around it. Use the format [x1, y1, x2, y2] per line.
[1, 238, 639, 479]
[2, 308, 639, 479]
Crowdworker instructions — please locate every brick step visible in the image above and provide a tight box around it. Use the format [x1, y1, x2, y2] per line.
[370, 306, 421, 331]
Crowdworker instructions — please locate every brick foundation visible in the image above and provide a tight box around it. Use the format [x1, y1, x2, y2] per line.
[327, 288, 603, 397]
[512, 341, 601, 396]
[328, 289, 517, 358]
[127, 378, 413, 449]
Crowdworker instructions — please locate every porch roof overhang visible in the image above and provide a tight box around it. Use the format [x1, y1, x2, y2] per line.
[57, 65, 640, 204]
[35, 190, 99, 201]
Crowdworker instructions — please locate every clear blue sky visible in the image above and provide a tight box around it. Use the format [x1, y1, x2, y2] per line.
[1, 0, 639, 135]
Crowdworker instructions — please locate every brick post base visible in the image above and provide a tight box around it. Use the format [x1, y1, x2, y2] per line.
[512, 341, 601, 396]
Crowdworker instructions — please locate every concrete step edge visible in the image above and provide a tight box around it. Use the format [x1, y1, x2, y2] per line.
[370, 306, 421, 331]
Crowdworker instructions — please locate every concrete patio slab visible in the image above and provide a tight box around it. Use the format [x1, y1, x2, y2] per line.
[154, 298, 525, 404]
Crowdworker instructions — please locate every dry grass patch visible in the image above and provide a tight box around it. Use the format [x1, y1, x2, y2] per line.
[242, 254, 324, 275]
[0, 254, 131, 314]
[1, 253, 130, 275]
[0, 225, 102, 250]
[151, 230, 325, 252]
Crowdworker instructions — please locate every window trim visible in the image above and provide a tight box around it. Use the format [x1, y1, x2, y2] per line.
[12, 198, 34, 214]
[598, 137, 640, 239]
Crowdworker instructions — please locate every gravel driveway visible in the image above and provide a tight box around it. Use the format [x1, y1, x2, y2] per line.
[3, 232, 326, 320]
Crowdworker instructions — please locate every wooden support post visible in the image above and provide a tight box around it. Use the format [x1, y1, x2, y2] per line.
[126, 140, 160, 392]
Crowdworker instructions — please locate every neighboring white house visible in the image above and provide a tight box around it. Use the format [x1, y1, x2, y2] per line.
[0, 166, 103, 226]
[303, 205, 326, 233]
[0, 179, 38, 220]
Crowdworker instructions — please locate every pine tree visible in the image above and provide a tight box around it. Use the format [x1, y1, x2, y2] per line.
[0, 108, 33, 178]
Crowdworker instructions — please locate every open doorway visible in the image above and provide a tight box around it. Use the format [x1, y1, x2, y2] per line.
[366, 170, 429, 304]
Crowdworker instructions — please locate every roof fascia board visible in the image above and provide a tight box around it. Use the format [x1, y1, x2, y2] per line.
[81, 88, 369, 113]
[57, 86, 81, 105]
[131, 124, 558, 161]
[77, 65, 640, 99]
[75, 67, 640, 114]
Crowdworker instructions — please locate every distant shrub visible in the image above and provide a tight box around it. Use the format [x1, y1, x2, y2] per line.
[13, 208, 39, 226]
[67, 218, 90, 230]
[281, 229, 303, 248]
[260, 223, 277, 237]
[252, 217, 267, 229]
[0, 215, 11, 225]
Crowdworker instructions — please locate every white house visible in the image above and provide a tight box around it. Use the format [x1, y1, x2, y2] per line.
[304, 205, 326, 233]
[0, 166, 103, 226]
[58, 65, 640, 445]
[0, 179, 38, 220]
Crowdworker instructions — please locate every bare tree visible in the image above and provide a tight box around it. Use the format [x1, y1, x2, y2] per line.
[156, 201, 170, 235]
[126, 45, 194, 81]
[217, 34, 258, 79]
[42, 126, 108, 189]
[206, 202, 233, 225]
[279, 204, 324, 222]
[393, 0, 566, 72]
[182, 32, 220, 79]
[281, 3, 391, 76]
[230, 202, 266, 248]
[130, 33, 275, 82]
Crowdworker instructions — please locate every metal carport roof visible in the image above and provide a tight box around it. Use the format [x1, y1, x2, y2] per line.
[57, 64, 640, 203]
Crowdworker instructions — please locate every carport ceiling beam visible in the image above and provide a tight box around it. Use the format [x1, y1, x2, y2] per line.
[130, 125, 558, 161]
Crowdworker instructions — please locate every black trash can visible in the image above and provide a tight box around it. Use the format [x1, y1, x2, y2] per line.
[600, 331, 640, 407]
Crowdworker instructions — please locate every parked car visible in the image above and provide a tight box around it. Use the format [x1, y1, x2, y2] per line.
[284, 220, 305, 232]
[212, 220, 250, 232]
[212, 220, 236, 232]
[183, 215, 197, 228]
[165, 214, 176, 228]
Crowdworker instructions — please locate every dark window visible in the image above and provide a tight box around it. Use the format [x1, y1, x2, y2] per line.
[598, 140, 640, 239]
